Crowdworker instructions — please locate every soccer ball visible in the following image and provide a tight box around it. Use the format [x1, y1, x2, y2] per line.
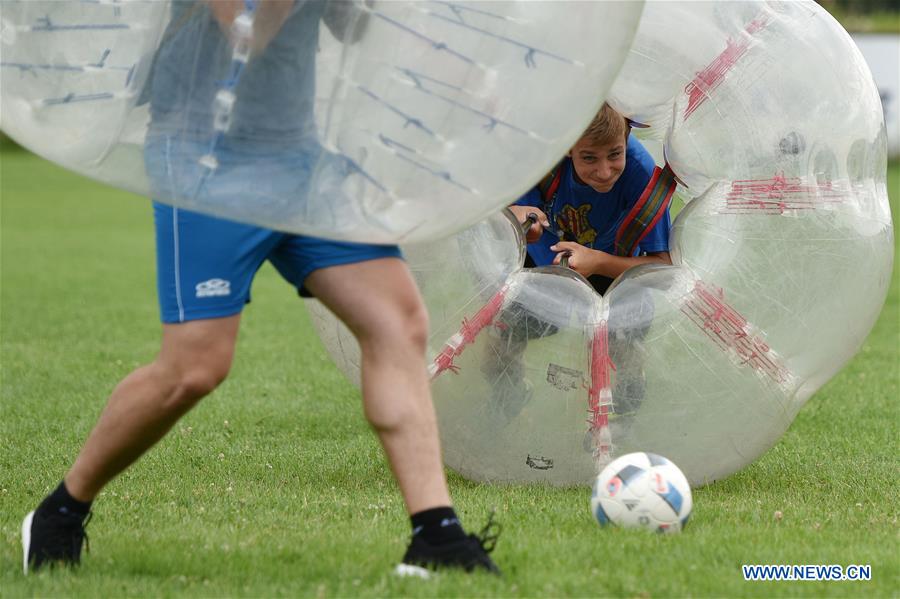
[591, 452, 692, 533]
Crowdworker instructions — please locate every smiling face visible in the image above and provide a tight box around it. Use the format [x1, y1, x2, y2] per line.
[568, 135, 627, 193]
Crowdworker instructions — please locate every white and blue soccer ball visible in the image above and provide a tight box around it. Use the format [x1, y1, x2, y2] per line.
[591, 452, 692, 533]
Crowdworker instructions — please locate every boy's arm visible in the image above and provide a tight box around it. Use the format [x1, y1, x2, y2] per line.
[549, 242, 671, 278]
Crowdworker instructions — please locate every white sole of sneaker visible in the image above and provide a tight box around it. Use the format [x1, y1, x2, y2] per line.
[22, 510, 34, 575]
[394, 563, 432, 579]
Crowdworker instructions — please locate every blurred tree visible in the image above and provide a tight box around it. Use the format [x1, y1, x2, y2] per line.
[818, 0, 900, 13]
[817, 0, 900, 32]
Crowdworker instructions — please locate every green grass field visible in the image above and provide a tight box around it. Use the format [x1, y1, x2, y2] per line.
[1, 148, 898, 598]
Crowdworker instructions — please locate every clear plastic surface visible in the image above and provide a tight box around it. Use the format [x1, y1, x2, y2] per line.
[310, 1, 892, 486]
[1, 0, 642, 243]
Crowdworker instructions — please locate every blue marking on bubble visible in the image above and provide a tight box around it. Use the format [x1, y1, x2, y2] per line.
[396, 68, 527, 135]
[2, 62, 80, 75]
[594, 502, 610, 526]
[2, 54, 133, 92]
[378, 134, 471, 192]
[43, 92, 114, 106]
[656, 480, 684, 516]
[1, 49, 129, 78]
[358, 87, 435, 137]
[425, 7, 577, 69]
[90, 49, 110, 69]
[431, 1, 509, 24]
[32, 15, 129, 31]
[1, 57, 130, 74]
[443, 3, 466, 24]
[339, 153, 388, 193]
[378, 134, 415, 154]
[397, 68, 463, 93]
[371, 11, 475, 66]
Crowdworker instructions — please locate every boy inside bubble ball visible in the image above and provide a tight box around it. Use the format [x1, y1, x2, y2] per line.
[22, 0, 499, 577]
[486, 103, 675, 426]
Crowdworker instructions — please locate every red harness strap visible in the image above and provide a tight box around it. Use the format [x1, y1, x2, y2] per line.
[614, 164, 677, 257]
[537, 160, 565, 214]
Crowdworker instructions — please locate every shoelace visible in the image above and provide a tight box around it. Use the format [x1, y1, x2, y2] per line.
[475, 509, 501, 554]
[44, 509, 91, 557]
[80, 511, 92, 555]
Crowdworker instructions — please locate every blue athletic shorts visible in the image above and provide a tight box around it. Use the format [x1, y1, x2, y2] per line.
[146, 135, 401, 324]
[153, 203, 401, 323]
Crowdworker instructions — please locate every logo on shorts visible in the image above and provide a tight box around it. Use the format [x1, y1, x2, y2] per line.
[195, 278, 231, 298]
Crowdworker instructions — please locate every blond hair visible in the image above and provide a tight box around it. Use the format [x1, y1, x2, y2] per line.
[580, 103, 630, 146]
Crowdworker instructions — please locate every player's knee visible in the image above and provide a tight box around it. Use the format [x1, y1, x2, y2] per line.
[358, 297, 429, 353]
[168, 363, 230, 408]
[401, 301, 429, 352]
[182, 367, 228, 398]
[391, 305, 428, 356]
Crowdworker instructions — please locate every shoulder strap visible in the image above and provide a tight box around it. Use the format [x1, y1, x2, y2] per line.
[537, 159, 565, 214]
[613, 164, 677, 257]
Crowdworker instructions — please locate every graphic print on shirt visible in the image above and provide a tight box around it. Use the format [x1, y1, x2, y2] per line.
[555, 204, 598, 246]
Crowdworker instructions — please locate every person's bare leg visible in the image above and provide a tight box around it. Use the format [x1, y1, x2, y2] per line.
[305, 258, 450, 514]
[65, 315, 241, 501]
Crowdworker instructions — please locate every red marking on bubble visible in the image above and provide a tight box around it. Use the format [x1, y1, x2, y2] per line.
[586, 319, 616, 461]
[719, 173, 846, 214]
[429, 285, 508, 379]
[680, 281, 792, 386]
[683, 13, 773, 120]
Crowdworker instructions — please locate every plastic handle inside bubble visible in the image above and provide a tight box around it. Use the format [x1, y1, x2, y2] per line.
[521, 212, 538, 236]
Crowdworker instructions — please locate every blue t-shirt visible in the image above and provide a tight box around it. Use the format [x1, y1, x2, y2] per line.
[515, 136, 671, 266]
[148, 0, 323, 142]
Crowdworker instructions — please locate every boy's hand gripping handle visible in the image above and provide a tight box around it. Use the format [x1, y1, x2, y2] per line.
[520, 212, 539, 237]
[521, 212, 572, 269]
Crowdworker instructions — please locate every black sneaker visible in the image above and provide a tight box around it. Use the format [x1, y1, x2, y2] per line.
[395, 514, 501, 577]
[22, 508, 91, 574]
